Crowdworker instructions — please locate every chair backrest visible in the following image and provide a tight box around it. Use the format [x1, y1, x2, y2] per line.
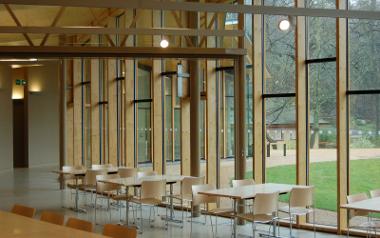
[137, 171, 157, 178]
[92, 164, 112, 170]
[192, 184, 217, 206]
[231, 179, 255, 188]
[347, 193, 369, 217]
[11, 204, 36, 218]
[254, 192, 279, 216]
[62, 165, 84, 172]
[289, 186, 314, 208]
[96, 174, 121, 193]
[370, 189, 380, 198]
[103, 224, 137, 238]
[40, 211, 65, 225]
[62, 165, 74, 172]
[118, 167, 137, 178]
[83, 169, 107, 186]
[140, 180, 166, 200]
[181, 176, 205, 198]
[66, 217, 93, 232]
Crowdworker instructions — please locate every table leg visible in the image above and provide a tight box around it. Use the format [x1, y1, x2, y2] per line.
[161, 183, 182, 224]
[75, 177, 79, 210]
[68, 176, 86, 213]
[126, 187, 130, 226]
[233, 199, 237, 238]
[170, 183, 174, 219]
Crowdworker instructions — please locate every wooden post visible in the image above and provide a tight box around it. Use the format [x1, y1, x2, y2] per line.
[125, 59, 135, 168]
[295, 0, 308, 186]
[73, 59, 82, 166]
[66, 60, 74, 166]
[91, 58, 100, 165]
[235, 0, 246, 182]
[125, 10, 136, 168]
[295, 0, 308, 226]
[59, 60, 66, 189]
[337, 0, 348, 233]
[152, 10, 164, 174]
[253, 0, 264, 184]
[181, 96, 191, 176]
[107, 58, 117, 166]
[206, 11, 218, 187]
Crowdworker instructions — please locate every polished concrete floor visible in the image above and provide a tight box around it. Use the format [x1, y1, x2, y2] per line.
[0, 166, 356, 238]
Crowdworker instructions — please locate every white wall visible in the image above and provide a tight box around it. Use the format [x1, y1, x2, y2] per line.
[0, 64, 13, 172]
[28, 61, 60, 167]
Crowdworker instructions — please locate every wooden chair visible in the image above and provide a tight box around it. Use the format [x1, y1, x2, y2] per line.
[370, 189, 380, 198]
[346, 193, 380, 237]
[11, 204, 36, 218]
[40, 211, 65, 225]
[232, 179, 256, 212]
[231, 179, 255, 188]
[66, 217, 93, 232]
[118, 167, 137, 178]
[137, 171, 157, 178]
[102, 224, 137, 238]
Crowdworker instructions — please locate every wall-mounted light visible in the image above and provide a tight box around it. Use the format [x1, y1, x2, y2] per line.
[12, 92, 24, 100]
[11, 64, 43, 69]
[160, 38, 169, 48]
[29, 83, 42, 95]
[0, 58, 38, 62]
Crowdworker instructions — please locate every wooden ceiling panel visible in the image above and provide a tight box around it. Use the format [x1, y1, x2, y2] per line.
[0, 5, 17, 26]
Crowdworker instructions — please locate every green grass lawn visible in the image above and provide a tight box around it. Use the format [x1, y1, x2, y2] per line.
[246, 158, 380, 212]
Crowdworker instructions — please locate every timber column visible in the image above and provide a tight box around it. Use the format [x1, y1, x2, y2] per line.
[235, 0, 246, 181]
[188, 1, 200, 178]
[188, 0, 201, 217]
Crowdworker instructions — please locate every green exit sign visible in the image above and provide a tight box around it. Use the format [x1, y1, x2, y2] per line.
[15, 79, 27, 86]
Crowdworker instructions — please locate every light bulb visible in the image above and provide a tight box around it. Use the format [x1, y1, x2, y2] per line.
[160, 39, 169, 48]
[278, 19, 291, 31]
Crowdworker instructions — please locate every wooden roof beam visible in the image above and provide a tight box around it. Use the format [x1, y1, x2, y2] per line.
[3, 4, 34, 46]
[40, 6, 66, 46]
[1, 0, 379, 20]
[0, 46, 247, 59]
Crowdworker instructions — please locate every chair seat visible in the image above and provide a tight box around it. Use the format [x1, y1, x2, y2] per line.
[67, 183, 79, 189]
[173, 193, 193, 202]
[131, 198, 162, 206]
[355, 220, 380, 229]
[209, 207, 234, 216]
[279, 206, 313, 216]
[236, 213, 274, 223]
[111, 194, 133, 201]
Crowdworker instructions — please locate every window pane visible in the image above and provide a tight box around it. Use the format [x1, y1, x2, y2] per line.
[219, 70, 235, 190]
[349, 94, 380, 193]
[137, 102, 151, 164]
[264, 14, 296, 94]
[349, 0, 380, 10]
[306, 0, 335, 8]
[308, 17, 336, 59]
[225, 71, 235, 158]
[246, 67, 253, 178]
[265, 97, 296, 184]
[137, 64, 152, 165]
[309, 62, 337, 227]
[349, 19, 380, 90]
[164, 76, 173, 163]
[349, 94, 380, 225]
